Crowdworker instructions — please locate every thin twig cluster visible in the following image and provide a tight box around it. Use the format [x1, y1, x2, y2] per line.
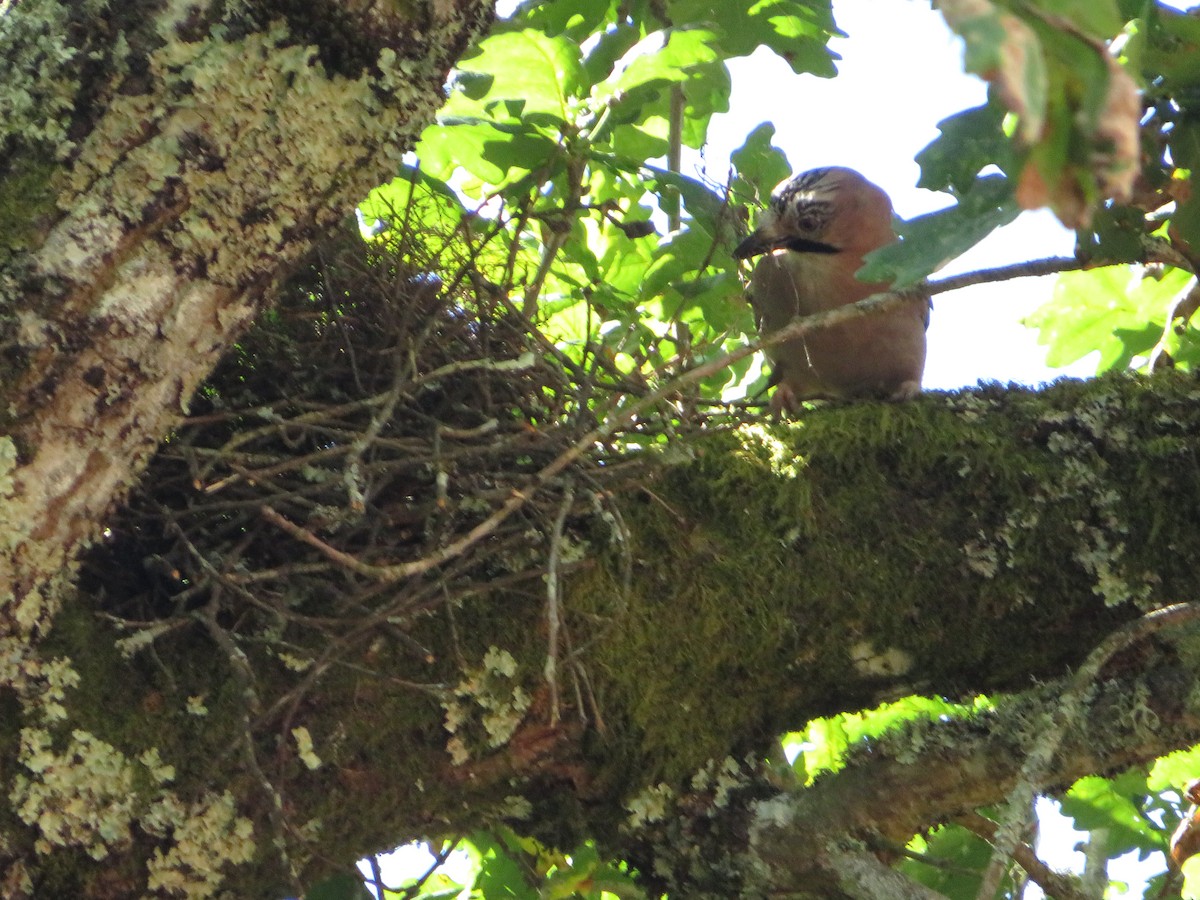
[82, 213, 681, 717]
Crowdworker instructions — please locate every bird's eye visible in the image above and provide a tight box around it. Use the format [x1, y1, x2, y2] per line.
[793, 202, 831, 234]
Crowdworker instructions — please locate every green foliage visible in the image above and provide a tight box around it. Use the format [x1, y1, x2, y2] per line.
[1061, 772, 1165, 857]
[916, 100, 1017, 196]
[862, 175, 1022, 288]
[1150, 745, 1200, 794]
[361, 0, 850, 407]
[901, 825, 1006, 899]
[784, 695, 992, 784]
[1024, 266, 1194, 372]
[729, 123, 792, 207]
[369, 832, 644, 900]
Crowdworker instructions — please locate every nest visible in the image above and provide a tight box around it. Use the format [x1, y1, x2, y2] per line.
[81, 205, 684, 688]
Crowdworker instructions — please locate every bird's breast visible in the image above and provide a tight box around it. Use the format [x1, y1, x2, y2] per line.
[750, 250, 884, 323]
[746, 248, 926, 402]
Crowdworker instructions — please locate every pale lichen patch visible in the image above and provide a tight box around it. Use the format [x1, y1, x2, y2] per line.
[292, 725, 323, 771]
[0, 0, 91, 155]
[0, 635, 81, 725]
[955, 382, 1156, 609]
[442, 645, 531, 764]
[143, 790, 256, 899]
[624, 782, 676, 830]
[849, 641, 913, 678]
[11, 727, 138, 859]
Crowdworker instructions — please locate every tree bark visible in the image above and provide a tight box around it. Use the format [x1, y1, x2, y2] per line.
[0, 2, 493, 895]
[19, 315, 1200, 895]
[0, 0, 492, 634]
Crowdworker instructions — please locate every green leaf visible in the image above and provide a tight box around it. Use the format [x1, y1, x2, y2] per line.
[597, 232, 657, 302]
[604, 27, 720, 99]
[467, 832, 540, 900]
[416, 120, 559, 188]
[1075, 204, 1147, 264]
[798, 716, 851, 780]
[506, 0, 616, 42]
[861, 175, 1020, 288]
[1035, 21, 1112, 135]
[1030, 0, 1123, 41]
[448, 69, 494, 101]
[678, 61, 732, 147]
[1143, 7, 1200, 88]
[646, 168, 737, 243]
[900, 824, 994, 898]
[1174, 191, 1200, 254]
[682, 271, 745, 333]
[792, 697, 988, 784]
[1169, 121, 1200, 172]
[542, 847, 599, 899]
[667, 0, 839, 77]
[582, 22, 641, 87]
[609, 117, 671, 161]
[358, 165, 463, 231]
[938, 0, 1049, 143]
[916, 100, 1014, 194]
[1060, 773, 1165, 856]
[591, 27, 729, 155]
[640, 226, 718, 302]
[731, 123, 793, 203]
[1148, 744, 1200, 793]
[1184, 855, 1200, 900]
[1024, 266, 1192, 371]
[452, 30, 587, 123]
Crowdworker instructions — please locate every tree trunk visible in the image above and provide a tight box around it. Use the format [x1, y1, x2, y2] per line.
[0, 0, 492, 632]
[0, 2, 492, 895]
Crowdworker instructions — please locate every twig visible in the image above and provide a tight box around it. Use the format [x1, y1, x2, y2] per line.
[194, 600, 301, 890]
[926, 256, 1084, 294]
[412, 350, 537, 388]
[205, 445, 346, 494]
[198, 393, 395, 479]
[523, 154, 585, 317]
[545, 483, 575, 724]
[397, 839, 462, 899]
[344, 365, 407, 511]
[957, 810, 1088, 900]
[367, 855, 385, 900]
[976, 602, 1200, 900]
[925, 239, 1195, 298]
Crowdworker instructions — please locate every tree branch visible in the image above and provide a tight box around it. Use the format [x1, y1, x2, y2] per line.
[956, 811, 1089, 900]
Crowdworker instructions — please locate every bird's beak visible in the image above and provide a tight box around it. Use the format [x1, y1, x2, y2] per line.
[733, 228, 838, 260]
[732, 228, 775, 260]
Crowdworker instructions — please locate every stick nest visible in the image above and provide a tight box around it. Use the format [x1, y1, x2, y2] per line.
[83, 217, 653, 661]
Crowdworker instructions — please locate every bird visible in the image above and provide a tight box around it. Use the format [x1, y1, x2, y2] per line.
[732, 166, 929, 412]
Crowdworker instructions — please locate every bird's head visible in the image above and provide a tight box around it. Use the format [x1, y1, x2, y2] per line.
[733, 166, 894, 261]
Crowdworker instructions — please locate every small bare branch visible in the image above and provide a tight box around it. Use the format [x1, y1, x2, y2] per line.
[545, 483, 575, 724]
[957, 810, 1089, 900]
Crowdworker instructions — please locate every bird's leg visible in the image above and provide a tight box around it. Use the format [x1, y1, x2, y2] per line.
[768, 382, 800, 417]
[888, 380, 922, 401]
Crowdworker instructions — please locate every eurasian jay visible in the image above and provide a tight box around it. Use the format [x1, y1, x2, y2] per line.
[733, 166, 928, 411]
